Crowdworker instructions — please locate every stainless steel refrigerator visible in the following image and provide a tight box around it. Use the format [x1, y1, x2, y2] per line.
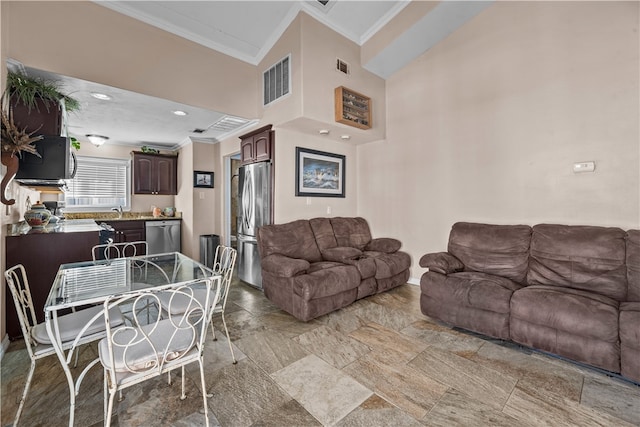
[237, 161, 271, 288]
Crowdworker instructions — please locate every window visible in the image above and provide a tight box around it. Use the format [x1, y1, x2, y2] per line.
[65, 156, 130, 211]
[263, 55, 290, 106]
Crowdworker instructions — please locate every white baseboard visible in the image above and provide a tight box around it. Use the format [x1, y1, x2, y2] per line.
[407, 277, 420, 286]
[0, 334, 9, 362]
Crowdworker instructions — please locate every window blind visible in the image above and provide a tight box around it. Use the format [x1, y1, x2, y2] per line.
[65, 156, 130, 210]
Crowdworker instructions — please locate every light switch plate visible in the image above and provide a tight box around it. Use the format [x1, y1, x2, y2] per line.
[573, 161, 595, 173]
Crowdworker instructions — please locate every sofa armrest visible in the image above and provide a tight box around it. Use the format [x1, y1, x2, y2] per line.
[365, 238, 401, 253]
[321, 247, 363, 263]
[262, 254, 310, 277]
[419, 252, 464, 274]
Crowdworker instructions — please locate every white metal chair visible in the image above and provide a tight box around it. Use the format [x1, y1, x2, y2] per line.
[92, 240, 152, 322]
[159, 245, 238, 363]
[4, 264, 124, 426]
[99, 278, 221, 427]
[92, 241, 148, 261]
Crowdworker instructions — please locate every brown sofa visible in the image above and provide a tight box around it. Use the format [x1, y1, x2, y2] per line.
[420, 222, 640, 383]
[257, 217, 411, 321]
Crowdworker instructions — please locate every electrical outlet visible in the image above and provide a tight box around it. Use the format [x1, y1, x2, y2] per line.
[199, 192, 205, 199]
[327, 206, 332, 214]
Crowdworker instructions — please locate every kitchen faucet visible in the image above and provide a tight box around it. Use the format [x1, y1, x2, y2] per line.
[111, 205, 123, 219]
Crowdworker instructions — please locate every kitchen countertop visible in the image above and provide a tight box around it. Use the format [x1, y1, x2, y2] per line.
[6, 219, 102, 237]
[6, 212, 182, 237]
[65, 211, 182, 222]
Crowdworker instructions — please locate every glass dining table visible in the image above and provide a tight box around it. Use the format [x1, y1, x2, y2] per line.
[43, 252, 218, 427]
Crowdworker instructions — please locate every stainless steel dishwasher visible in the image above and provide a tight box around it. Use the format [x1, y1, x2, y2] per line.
[145, 220, 181, 254]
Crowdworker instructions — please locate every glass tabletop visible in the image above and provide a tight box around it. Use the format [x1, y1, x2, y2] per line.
[45, 252, 216, 311]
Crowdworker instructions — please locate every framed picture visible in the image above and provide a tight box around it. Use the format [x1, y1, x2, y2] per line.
[295, 147, 345, 197]
[194, 171, 214, 188]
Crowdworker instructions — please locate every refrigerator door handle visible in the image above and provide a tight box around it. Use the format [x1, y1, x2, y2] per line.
[242, 168, 253, 232]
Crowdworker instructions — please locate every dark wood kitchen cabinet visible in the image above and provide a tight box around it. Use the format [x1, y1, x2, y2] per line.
[105, 220, 146, 243]
[132, 152, 177, 195]
[5, 231, 99, 340]
[240, 124, 273, 165]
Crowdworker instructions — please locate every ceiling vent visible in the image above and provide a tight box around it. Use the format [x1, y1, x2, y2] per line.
[263, 55, 290, 106]
[210, 116, 251, 132]
[336, 58, 350, 75]
[306, 0, 336, 13]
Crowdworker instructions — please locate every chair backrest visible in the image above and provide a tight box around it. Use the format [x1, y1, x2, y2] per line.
[92, 241, 148, 261]
[101, 278, 221, 377]
[4, 265, 40, 356]
[211, 245, 237, 311]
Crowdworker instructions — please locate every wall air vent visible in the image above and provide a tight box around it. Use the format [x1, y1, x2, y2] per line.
[263, 55, 290, 106]
[336, 58, 350, 75]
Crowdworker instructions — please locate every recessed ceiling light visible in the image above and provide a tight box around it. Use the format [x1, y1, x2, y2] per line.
[173, 110, 188, 116]
[341, 135, 351, 140]
[91, 92, 112, 101]
[319, 129, 330, 135]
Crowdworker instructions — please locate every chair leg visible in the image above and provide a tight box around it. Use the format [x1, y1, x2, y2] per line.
[210, 319, 217, 341]
[180, 366, 187, 400]
[105, 388, 117, 427]
[221, 313, 237, 364]
[14, 359, 37, 426]
[198, 359, 210, 427]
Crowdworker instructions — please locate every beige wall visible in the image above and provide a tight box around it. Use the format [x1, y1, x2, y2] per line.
[300, 12, 385, 139]
[358, 1, 640, 280]
[273, 127, 358, 223]
[174, 141, 218, 259]
[1, 1, 258, 119]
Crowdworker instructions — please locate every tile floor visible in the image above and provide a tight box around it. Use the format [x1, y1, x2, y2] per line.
[2, 279, 640, 426]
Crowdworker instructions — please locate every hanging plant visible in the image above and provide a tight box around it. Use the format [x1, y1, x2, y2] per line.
[6, 71, 80, 113]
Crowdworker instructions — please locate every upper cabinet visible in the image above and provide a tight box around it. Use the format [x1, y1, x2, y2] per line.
[240, 124, 274, 165]
[132, 152, 178, 195]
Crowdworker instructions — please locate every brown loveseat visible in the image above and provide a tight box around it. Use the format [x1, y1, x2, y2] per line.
[257, 217, 411, 321]
[420, 222, 640, 384]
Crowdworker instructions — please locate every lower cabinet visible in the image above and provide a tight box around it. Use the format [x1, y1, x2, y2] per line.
[107, 220, 146, 243]
[5, 231, 99, 340]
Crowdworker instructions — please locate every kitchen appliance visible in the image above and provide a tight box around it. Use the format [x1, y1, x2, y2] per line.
[237, 161, 272, 288]
[145, 220, 181, 254]
[43, 201, 65, 217]
[15, 136, 77, 188]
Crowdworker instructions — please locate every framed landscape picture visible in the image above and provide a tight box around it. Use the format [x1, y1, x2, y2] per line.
[295, 147, 345, 197]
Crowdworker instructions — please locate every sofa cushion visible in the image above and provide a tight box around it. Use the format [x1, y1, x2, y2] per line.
[293, 265, 360, 300]
[310, 217, 338, 251]
[365, 251, 411, 280]
[422, 271, 522, 314]
[527, 224, 627, 301]
[330, 217, 372, 250]
[627, 230, 640, 302]
[257, 220, 322, 262]
[448, 222, 532, 283]
[511, 286, 619, 342]
[365, 238, 401, 253]
[420, 271, 518, 339]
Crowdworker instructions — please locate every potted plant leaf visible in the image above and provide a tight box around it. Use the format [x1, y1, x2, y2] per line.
[5, 70, 80, 136]
[1, 94, 43, 205]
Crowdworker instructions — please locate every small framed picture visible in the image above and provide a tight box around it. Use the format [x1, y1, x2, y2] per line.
[194, 171, 214, 188]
